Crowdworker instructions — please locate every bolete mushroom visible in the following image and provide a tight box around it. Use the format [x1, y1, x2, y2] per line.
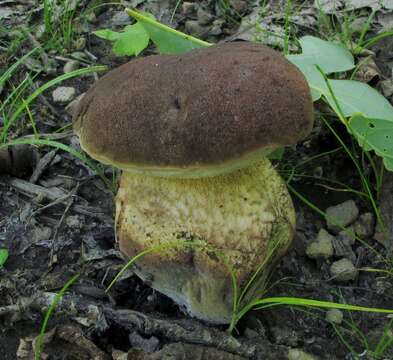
[73, 42, 313, 324]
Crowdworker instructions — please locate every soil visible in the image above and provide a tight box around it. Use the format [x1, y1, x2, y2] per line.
[1, 1, 393, 359]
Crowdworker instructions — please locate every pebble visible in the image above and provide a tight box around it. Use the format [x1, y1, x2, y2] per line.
[52, 86, 76, 103]
[288, 349, 316, 360]
[197, 7, 214, 25]
[63, 60, 79, 73]
[306, 229, 334, 260]
[110, 11, 130, 26]
[325, 309, 343, 324]
[181, 2, 197, 15]
[326, 200, 359, 233]
[185, 20, 208, 37]
[353, 212, 375, 238]
[330, 258, 357, 281]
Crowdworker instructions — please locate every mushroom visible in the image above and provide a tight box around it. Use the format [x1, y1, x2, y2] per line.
[73, 42, 313, 324]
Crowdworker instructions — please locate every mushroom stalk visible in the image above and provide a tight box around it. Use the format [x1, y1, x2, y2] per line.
[116, 158, 295, 323]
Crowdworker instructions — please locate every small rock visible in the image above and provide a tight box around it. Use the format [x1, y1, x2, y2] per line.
[306, 229, 334, 260]
[353, 212, 375, 238]
[65, 93, 85, 117]
[210, 19, 225, 36]
[330, 258, 357, 282]
[325, 309, 343, 324]
[181, 2, 197, 15]
[185, 20, 208, 37]
[326, 200, 359, 233]
[288, 348, 316, 360]
[52, 86, 76, 103]
[63, 60, 79, 73]
[197, 7, 214, 25]
[110, 11, 130, 26]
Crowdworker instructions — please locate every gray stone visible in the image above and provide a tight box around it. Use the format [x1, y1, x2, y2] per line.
[63, 60, 79, 74]
[288, 349, 316, 360]
[353, 212, 375, 238]
[110, 11, 131, 26]
[181, 2, 197, 15]
[325, 309, 343, 324]
[326, 200, 359, 233]
[330, 258, 357, 282]
[185, 20, 208, 37]
[197, 8, 214, 25]
[210, 19, 225, 36]
[306, 229, 334, 260]
[52, 86, 76, 103]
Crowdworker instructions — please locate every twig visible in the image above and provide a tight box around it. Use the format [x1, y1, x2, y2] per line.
[30, 149, 57, 184]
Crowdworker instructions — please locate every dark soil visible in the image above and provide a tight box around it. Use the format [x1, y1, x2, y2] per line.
[1, 1, 393, 359]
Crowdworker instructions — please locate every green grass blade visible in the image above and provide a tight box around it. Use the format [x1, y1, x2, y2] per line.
[253, 297, 393, 314]
[34, 273, 80, 360]
[1, 65, 107, 143]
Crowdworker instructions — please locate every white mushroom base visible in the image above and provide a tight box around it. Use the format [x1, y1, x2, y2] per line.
[115, 158, 295, 324]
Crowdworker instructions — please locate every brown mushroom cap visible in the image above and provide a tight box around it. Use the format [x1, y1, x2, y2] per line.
[74, 42, 313, 178]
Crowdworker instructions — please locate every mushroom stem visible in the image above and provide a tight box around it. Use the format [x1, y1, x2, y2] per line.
[115, 158, 295, 323]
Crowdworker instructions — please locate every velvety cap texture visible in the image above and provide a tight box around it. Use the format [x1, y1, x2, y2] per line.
[74, 42, 313, 176]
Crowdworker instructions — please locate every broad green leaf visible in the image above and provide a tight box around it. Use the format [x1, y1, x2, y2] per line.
[0, 249, 8, 267]
[287, 36, 354, 74]
[287, 36, 354, 101]
[327, 80, 393, 120]
[93, 23, 150, 56]
[349, 114, 393, 163]
[126, 8, 211, 54]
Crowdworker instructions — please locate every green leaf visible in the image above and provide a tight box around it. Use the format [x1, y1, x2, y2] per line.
[287, 36, 355, 101]
[349, 114, 393, 164]
[93, 22, 150, 56]
[126, 8, 211, 54]
[287, 36, 355, 74]
[0, 249, 8, 267]
[326, 80, 393, 120]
